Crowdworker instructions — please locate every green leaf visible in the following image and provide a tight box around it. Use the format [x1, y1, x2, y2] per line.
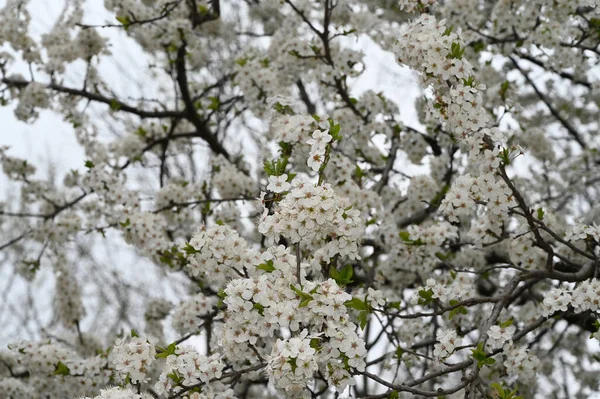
[253, 303, 265, 315]
[263, 157, 288, 176]
[257, 260, 276, 272]
[500, 80, 510, 100]
[208, 97, 220, 111]
[287, 357, 298, 372]
[115, 15, 131, 28]
[109, 99, 122, 111]
[330, 264, 353, 286]
[339, 264, 353, 283]
[344, 297, 367, 311]
[395, 346, 404, 359]
[358, 310, 369, 329]
[448, 305, 467, 320]
[471, 342, 494, 368]
[418, 289, 434, 305]
[471, 40, 485, 53]
[499, 319, 513, 328]
[182, 243, 199, 255]
[84, 160, 95, 169]
[167, 370, 183, 384]
[330, 123, 342, 140]
[130, 329, 139, 338]
[462, 75, 476, 87]
[299, 297, 312, 308]
[290, 284, 314, 307]
[399, 231, 411, 242]
[310, 338, 321, 350]
[54, 361, 70, 376]
[389, 390, 399, 399]
[536, 208, 544, 220]
[155, 342, 177, 359]
[135, 127, 147, 138]
[448, 42, 466, 59]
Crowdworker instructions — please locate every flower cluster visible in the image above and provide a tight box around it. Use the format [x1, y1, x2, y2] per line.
[565, 223, 600, 242]
[185, 224, 261, 287]
[111, 335, 156, 383]
[84, 387, 153, 399]
[171, 293, 217, 335]
[14, 82, 50, 122]
[154, 346, 226, 396]
[221, 253, 367, 397]
[306, 129, 332, 172]
[487, 323, 516, 349]
[211, 155, 255, 199]
[410, 274, 475, 306]
[433, 329, 461, 360]
[53, 256, 86, 328]
[267, 330, 319, 397]
[258, 177, 363, 263]
[438, 173, 515, 225]
[503, 346, 541, 381]
[267, 174, 291, 193]
[398, 0, 437, 13]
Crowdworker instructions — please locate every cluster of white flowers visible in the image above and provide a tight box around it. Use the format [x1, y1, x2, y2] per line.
[81, 165, 137, 217]
[503, 346, 541, 381]
[398, 0, 437, 12]
[407, 221, 458, 247]
[6, 340, 111, 397]
[31, 212, 82, 245]
[433, 328, 461, 360]
[509, 234, 547, 270]
[53, 256, 86, 327]
[111, 335, 156, 383]
[410, 275, 475, 306]
[0, 377, 35, 398]
[144, 299, 172, 341]
[233, 58, 283, 117]
[221, 252, 367, 396]
[154, 181, 204, 230]
[270, 114, 316, 144]
[14, 82, 50, 122]
[439, 172, 515, 225]
[154, 346, 225, 396]
[538, 279, 600, 318]
[267, 330, 319, 398]
[42, 22, 108, 74]
[0, 147, 37, 180]
[185, 224, 261, 287]
[540, 287, 571, 317]
[306, 130, 332, 172]
[487, 323, 516, 349]
[121, 210, 171, 257]
[8, 341, 74, 375]
[393, 15, 508, 161]
[258, 177, 363, 263]
[565, 223, 600, 242]
[211, 155, 255, 198]
[83, 387, 153, 399]
[171, 293, 217, 335]
[267, 174, 291, 193]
